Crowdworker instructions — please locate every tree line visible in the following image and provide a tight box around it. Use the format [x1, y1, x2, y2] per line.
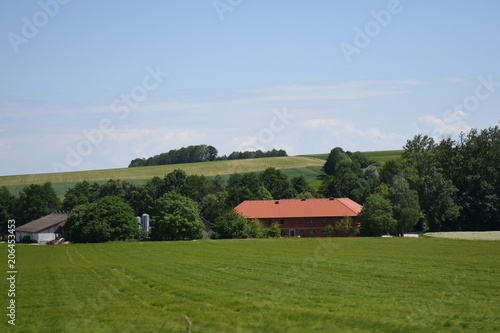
[128, 144, 287, 167]
[357, 125, 500, 235]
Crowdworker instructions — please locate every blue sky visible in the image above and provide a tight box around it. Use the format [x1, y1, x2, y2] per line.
[1, 0, 499, 175]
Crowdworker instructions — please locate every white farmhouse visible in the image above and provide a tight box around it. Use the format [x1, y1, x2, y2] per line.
[15, 212, 68, 244]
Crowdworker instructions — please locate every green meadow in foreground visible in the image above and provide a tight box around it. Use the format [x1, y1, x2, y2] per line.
[2, 238, 499, 332]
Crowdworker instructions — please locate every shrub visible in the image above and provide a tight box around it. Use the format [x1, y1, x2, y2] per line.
[212, 210, 249, 239]
[248, 219, 266, 238]
[335, 216, 359, 236]
[322, 224, 334, 235]
[267, 223, 281, 238]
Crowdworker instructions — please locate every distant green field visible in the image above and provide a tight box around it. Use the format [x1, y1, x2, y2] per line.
[423, 231, 500, 241]
[2, 238, 499, 332]
[363, 150, 404, 164]
[306, 150, 403, 165]
[0, 157, 325, 197]
[3, 165, 326, 199]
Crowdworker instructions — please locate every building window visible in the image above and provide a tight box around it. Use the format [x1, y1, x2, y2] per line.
[322, 218, 327, 224]
[310, 230, 316, 236]
[299, 218, 304, 224]
[299, 230, 304, 236]
[280, 219, 285, 225]
[310, 218, 315, 224]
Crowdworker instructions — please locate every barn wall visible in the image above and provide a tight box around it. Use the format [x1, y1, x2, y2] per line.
[15, 232, 37, 242]
[37, 233, 57, 243]
[261, 217, 359, 237]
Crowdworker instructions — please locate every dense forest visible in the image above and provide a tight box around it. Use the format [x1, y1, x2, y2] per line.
[1, 125, 498, 241]
[128, 144, 288, 167]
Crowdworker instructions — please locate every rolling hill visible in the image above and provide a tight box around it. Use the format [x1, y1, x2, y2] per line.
[0, 157, 325, 197]
[305, 150, 403, 165]
[0, 150, 403, 198]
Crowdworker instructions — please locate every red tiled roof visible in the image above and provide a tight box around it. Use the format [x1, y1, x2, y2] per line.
[16, 213, 69, 233]
[235, 198, 362, 219]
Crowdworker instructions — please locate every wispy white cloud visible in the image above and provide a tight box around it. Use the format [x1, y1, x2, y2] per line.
[0, 79, 425, 174]
[417, 111, 471, 140]
[442, 76, 476, 85]
[304, 118, 344, 128]
[243, 80, 424, 103]
[303, 117, 403, 149]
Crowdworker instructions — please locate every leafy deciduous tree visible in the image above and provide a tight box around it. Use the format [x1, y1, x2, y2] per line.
[0, 187, 17, 233]
[212, 210, 249, 239]
[17, 183, 61, 225]
[62, 181, 100, 211]
[359, 194, 397, 237]
[200, 191, 230, 223]
[151, 192, 203, 240]
[388, 175, 421, 236]
[66, 196, 138, 243]
[260, 167, 292, 200]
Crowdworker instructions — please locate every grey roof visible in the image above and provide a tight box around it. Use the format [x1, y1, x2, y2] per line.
[16, 213, 69, 233]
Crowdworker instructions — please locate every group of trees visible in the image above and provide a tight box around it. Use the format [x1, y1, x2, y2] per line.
[320, 148, 379, 204]
[224, 149, 287, 161]
[129, 145, 219, 167]
[354, 126, 500, 235]
[0, 183, 61, 234]
[403, 126, 499, 231]
[128, 144, 287, 167]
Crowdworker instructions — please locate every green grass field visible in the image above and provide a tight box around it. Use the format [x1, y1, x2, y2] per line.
[0, 157, 324, 186]
[0, 157, 325, 198]
[3, 166, 326, 199]
[2, 238, 499, 332]
[0, 151, 403, 198]
[306, 150, 403, 165]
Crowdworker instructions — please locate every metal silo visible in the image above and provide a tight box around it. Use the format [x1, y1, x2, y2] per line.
[141, 213, 150, 235]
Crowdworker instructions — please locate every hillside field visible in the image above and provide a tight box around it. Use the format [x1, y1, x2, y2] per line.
[0, 157, 325, 198]
[0, 151, 404, 197]
[305, 150, 403, 165]
[2, 238, 499, 332]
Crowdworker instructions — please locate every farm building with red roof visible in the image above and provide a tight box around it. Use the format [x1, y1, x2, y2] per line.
[235, 198, 362, 237]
